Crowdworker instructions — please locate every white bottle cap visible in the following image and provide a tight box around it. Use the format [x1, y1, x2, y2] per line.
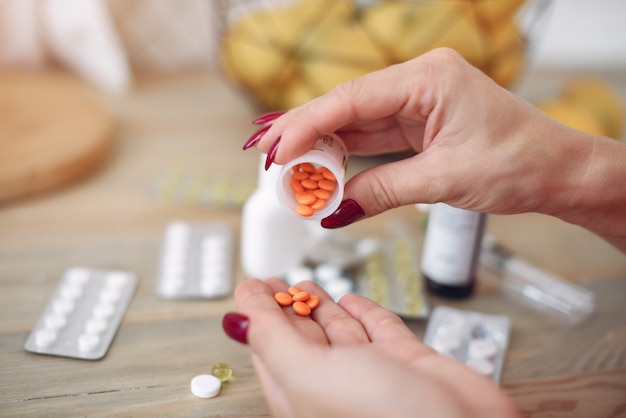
[276, 134, 347, 220]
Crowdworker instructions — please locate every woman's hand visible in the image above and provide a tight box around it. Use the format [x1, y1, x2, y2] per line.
[252, 48, 579, 217]
[246, 48, 626, 251]
[225, 278, 520, 418]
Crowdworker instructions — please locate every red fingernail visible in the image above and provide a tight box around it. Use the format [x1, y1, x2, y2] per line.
[243, 125, 271, 151]
[222, 312, 249, 344]
[253, 111, 285, 125]
[321, 199, 365, 229]
[264, 137, 281, 170]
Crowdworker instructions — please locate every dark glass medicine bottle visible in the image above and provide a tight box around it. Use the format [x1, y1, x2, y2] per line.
[420, 203, 487, 298]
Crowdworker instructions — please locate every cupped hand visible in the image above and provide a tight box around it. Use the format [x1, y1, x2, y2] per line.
[228, 278, 520, 418]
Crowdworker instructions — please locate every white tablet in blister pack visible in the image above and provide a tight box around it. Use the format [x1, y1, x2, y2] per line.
[354, 228, 429, 319]
[423, 306, 511, 384]
[24, 267, 138, 360]
[157, 221, 234, 299]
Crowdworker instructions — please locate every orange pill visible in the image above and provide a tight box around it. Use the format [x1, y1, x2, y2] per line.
[292, 171, 309, 181]
[300, 179, 318, 190]
[292, 291, 310, 302]
[313, 189, 331, 200]
[309, 173, 324, 181]
[295, 205, 314, 217]
[290, 179, 305, 193]
[318, 179, 337, 191]
[299, 163, 316, 173]
[310, 199, 326, 210]
[288, 286, 302, 296]
[320, 167, 336, 181]
[292, 301, 312, 316]
[295, 191, 316, 205]
[274, 292, 293, 306]
[305, 294, 320, 309]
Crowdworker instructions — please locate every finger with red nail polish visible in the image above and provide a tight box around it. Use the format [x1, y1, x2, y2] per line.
[243, 125, 272, 151]
[253, 111, 285, 125]
[264, 137, 281, 170]
[222, 312, 249, 344]
[321, 199, 365, 229]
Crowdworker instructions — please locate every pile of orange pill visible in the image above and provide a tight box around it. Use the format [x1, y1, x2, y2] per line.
[289, 163, 337, 217]
[274, 286, 320, 316]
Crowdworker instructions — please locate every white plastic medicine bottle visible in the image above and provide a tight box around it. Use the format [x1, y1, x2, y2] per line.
[240, 154, 308, 279]
[420, 203, 487, 298]
[276, 134, 347, 220]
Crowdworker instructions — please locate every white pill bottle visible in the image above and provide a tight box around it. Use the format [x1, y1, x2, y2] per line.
[240, 154, 308, 279]
[420, 203, 487, 298]
[276, 133, 347, 220]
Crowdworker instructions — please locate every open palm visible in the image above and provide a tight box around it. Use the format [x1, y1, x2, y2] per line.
[233, 277, 520, 418]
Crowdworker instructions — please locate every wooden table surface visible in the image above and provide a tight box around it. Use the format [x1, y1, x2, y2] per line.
[1, 68, 625, 418]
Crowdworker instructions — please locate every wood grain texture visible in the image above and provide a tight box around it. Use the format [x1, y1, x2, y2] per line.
[0, 72, 114, 204]
[0, 69, 625, 417]
[505, 368, 626, 418]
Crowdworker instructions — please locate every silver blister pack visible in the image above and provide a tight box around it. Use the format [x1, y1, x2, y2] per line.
[354, 224, 429, 319]
[157, 221, 234, 299]
[285, 221, 429, 318]
[423, 306, 511, 384]
[24, 267, 138, 360]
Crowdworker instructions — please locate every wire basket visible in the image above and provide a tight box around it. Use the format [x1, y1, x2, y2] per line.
[216, 0, 547, 110]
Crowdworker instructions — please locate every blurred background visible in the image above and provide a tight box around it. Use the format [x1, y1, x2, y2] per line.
[1, 0, 625, 203]
[1, 0, 625, 87]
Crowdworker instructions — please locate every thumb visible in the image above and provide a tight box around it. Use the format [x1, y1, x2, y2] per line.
[321, 153, 446, 228]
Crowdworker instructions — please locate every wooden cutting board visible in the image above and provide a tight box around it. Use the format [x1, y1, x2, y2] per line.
[0, 72, 114, 204]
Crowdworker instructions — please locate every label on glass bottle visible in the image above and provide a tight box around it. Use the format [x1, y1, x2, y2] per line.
[421, 204, 484, 286]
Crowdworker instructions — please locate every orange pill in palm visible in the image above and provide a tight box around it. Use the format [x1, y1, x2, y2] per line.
[313, 189, 331, 200]
[305, 295, 320, 309]
[292, 301, 312, 316]
[295, 205, 314, 217]
[318, 179, 337, 191]
[295, 191, 316, 205]
[300, 179, 318, 190]
[288, 286, 302, 296]
[292, 291, 310, 302]
[290, 179, 304, 193]
[310, 199, 326, 210]
[274, 292, 293, 306]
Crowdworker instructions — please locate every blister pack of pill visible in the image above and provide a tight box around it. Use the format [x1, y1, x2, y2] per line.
[24, 267, 138, 360]
[423, 306, 511, 384]
[151, 170, 255, 209]
[354, 223, 429, 319]
[157, 221, 234, 299]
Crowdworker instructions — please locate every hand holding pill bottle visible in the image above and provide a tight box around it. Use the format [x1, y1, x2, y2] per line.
[276, 133, 347, 220]
[245, 49, 626, 253]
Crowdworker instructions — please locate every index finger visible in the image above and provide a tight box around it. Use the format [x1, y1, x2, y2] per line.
[257, 54, 437, 164]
